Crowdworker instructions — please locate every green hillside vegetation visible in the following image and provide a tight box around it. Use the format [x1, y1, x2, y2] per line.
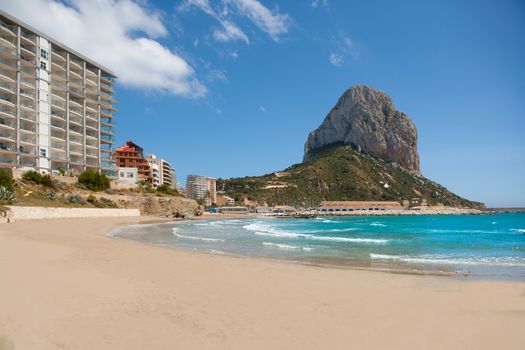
[217, 146, 483, 208]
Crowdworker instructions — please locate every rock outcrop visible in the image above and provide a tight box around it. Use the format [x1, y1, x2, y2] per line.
[304, 86, 421, 175]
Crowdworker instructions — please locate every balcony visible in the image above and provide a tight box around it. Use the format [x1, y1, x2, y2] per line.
[19, 135, 36, 145]
[0, 32, 16, 49]
[20, 66, 36, 77]
[51, 141, 66, 151]
[20, 124, 36, 133]
[0, 21, 16, 37]
[20, 110, 36, 121]
[100, 134, 116, 144]
[86, 112, 98, 121]
[0, 106, 15, 119]
[0, 129, 15, 142]
[0, 117, 15, 129]
[20, 100, 35, 111]
[86, 130, 98, 139]
[50, 150, 67, 161]
[51, 98, 66, 110]
[50, 88, 67, 100]
[52, 50, 66, 62]
[0, 57, 16, 72]
[18, 146, 37, 156]
[69, 127, 83, 137]
[70, 116, 83, 126]
[0, 80, 15, 94]
[20, 88, 36, 99]
[50, 109, 66, 120]
[20, 77, 35, 89]
[20, 44, 36, 57]
[0, 93, 15, 107]
[51, 121, 66, 131]
[69, 85, 84, 97]
[69, 69, 83, 81]
[0, 45, 16, 58]
[21, 32, 36, 45]
[69, 105, 83, 116]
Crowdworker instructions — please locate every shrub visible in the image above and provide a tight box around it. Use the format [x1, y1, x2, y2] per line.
[0, 186, 15, 202]
[77, 170, 110, 192]
[0, 170, 13, 191]
[22, 170, 43, 183]
[47, 191, 57, 200]
[58, 168, 66, 176]
[22, 170, 57, 189]
[87, 194, 96, 203]
[156, 184, 180, 196]
[67, 194, 82, 203]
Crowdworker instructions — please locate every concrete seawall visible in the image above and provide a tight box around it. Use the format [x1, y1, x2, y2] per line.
[4, 206, 140, 222]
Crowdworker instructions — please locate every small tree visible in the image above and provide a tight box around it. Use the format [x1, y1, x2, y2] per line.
[77, 169, 110, 191]
[0, 170, 13, 191]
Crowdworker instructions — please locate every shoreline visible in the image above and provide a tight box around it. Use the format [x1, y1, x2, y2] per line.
[1, 216, 524, 349]
[111, 215, 524, 282]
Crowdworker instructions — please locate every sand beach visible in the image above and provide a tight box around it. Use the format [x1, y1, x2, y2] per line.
[1, 217, 524, 349]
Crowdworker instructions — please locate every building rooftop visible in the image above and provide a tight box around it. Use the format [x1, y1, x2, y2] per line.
[0, 9, 117, 77]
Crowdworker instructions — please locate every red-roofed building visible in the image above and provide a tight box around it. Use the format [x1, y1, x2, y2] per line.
[114, 141, 152, 182]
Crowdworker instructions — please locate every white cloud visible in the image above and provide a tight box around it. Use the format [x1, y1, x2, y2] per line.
[311, 0, 328, 8]
[213, 20, 250, 44]
[225, 0, 291, 41]
[182, 0, 291, 43]
[259, 105, 267, 112]
[329, 53, 343, 67]
[2, 0, 206, 98]
[329, 33, 358, 67]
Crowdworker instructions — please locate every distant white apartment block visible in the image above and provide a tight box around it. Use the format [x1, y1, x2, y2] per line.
[145, 153, 176, 188]
[186, 175, 216, 206]
[0, 11, 117, 176]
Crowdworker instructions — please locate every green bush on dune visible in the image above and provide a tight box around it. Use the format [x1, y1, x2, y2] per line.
[77, 170, 110, 192]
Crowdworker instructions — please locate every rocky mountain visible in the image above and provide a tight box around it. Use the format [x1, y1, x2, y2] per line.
[217, 146, 483, 209]
[304, 86, 420, 174]
[218, 85, 483, 209]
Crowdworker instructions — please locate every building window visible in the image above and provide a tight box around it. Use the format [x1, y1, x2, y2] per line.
[40, 61, 47, 70]
[40, 48, 48, 60]
[39, 149, 47, 157]
[120, 172, 124, 177]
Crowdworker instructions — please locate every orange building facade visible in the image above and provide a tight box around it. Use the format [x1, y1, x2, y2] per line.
[114, 141, 152, 182]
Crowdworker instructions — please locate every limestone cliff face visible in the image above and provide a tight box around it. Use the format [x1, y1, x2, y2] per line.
[304, 86, 421, 174]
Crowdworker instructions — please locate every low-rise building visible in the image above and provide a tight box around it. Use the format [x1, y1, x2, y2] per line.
[114, 141, 151, 183]
[318, 201, 404, 212]
[216, 195, 235, 207]
[117, 167, 138, 185]
[218, 206, 249, 214]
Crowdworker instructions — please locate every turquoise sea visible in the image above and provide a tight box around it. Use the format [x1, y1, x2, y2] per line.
[110, 213, 525, 280]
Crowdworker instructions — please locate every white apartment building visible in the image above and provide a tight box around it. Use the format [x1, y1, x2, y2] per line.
[186, 175, 217, 206]
[145, 153, 175, 188]
[0, 11, 117, 176]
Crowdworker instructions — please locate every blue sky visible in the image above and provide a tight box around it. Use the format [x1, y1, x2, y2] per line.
[3, 0, 524, 207]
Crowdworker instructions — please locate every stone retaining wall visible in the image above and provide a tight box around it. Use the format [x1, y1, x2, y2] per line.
[5, 206, 140, 221]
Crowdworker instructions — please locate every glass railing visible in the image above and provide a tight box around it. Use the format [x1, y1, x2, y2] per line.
[18, 147, 36, 155]
[0, 57, 16, 69]
[20, 44, 36, 54]
[20, 67, 36, 77]
[20, 101, 35, 110]
[20, 110, 35, 121]
[86, 130, 98, 138]
[69, 105, 83, 115]
[0, 21, 15, 35]
[0, 93, 15, 104]
[0, 119, 15, 128]
[0, 131, 14, 140]
[0, 106, 15, 116]
[51, 99, 66, 109]
[51, 152, 67, 161]
[0, 33, 16, 46]
[21, 32, 36, 44]
[19, 88, 35, 99]
[51, 122, 65, 130]
[19, 135, 35, 143]
[20, 124, 36, 132]
[0, 46, 16, 57]
[0, 157, 16, 164]
[0, 81, 15, 92]
[50, 109, 65, 119]
[52, 50, 66, 61]
[100, 135, 115, 142]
